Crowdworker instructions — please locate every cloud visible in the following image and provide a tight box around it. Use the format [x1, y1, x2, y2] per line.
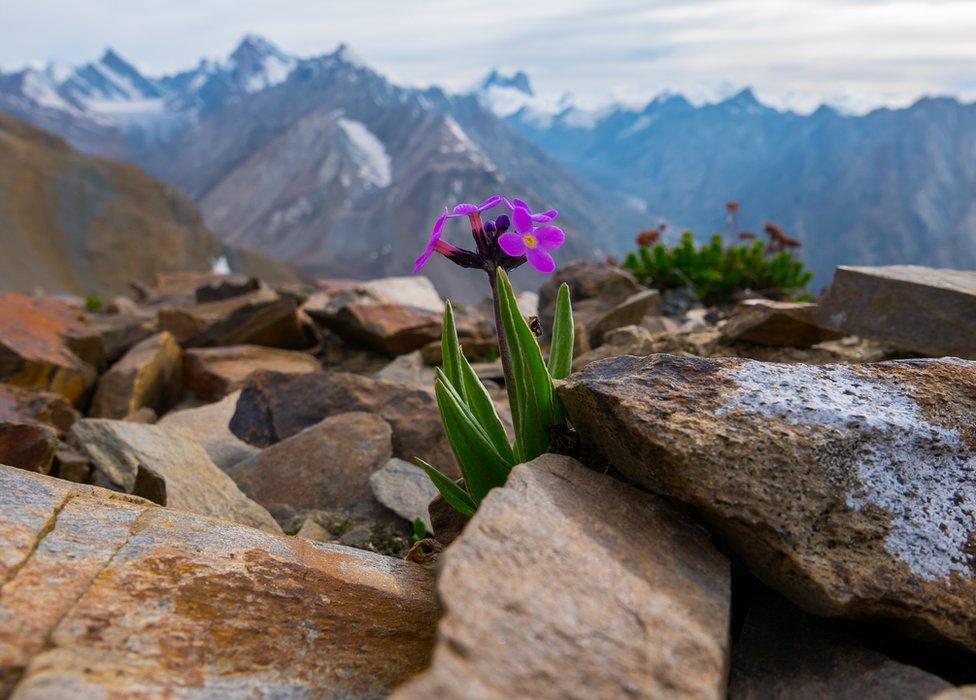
[1, 0, 974, 113]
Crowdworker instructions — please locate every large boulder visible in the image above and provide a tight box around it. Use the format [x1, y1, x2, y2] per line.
[71, 419, 280, 534]
[183, 344, 322, 401]
[814, 265, 976, 358]
[229, 370, 457, 476]
[560, 354, 976, 652]
[395, 454, 731, 699]
[89, 331, 183, 419]
[226, 412, 394, 530]
[721, 299, 843, 347]
[0, 294, 96, 405]
[156, 391, 258, 470]
[729, 588, 952, 699]
[0, 465, 438, 698]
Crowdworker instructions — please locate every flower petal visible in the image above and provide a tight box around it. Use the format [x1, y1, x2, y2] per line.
[477, 195, 502, 211]
[497, 232, 527, 257]
[512, 206, 534, 234]
[531, 208, 558, 222]
[525, 247, 556, 273]
[452, 203, 478, 215]
[534, 225, 565, 250]
[512, 197, 529, 210]
[414, 210, 449, 272]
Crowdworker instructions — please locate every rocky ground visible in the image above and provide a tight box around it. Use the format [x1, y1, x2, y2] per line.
[0, 262, 973, 698]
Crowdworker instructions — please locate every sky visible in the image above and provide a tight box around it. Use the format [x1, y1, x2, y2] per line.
[2, 0, 975, 113]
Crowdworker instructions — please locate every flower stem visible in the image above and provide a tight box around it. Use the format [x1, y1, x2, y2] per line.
[487, 267, 514, 390]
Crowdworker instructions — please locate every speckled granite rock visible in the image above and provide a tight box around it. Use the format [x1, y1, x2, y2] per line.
[0, 464, 438, 698]
[560, 354, 976, 652]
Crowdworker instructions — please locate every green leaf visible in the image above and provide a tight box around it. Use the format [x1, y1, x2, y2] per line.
[415, 458, 476, 517]
[496, 269, 556, 462]
[457, 353, 516, 464]
[440, 301, 463, 392]
[434, 374, 511, 503]
[547, 282, 574, 380]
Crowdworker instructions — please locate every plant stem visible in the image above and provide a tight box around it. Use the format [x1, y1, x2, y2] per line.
[487, 267, 514, 390]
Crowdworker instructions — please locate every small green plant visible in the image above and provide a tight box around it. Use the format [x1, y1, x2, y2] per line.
[410, 518, 428, 543]
[84, 295, 103, 313]
[413, 196, 573, 516]
[623, 230, 813, 302]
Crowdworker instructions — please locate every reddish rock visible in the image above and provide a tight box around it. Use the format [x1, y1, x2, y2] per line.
[316, 303, 442, 357]
[722, 299, 843, 347]
[89, 331, 182, 420]
[560, 354, 976, 652]
[0, 465, 438, 698]
[0, 293, 96, 405]
[396, 455, 731, 699]
[183, 344, 322, 400]
[0, 421, 57, 473]
[229, 370, 457, 476]
[0, 383, 79, 434]
[226, 412, 394, 529]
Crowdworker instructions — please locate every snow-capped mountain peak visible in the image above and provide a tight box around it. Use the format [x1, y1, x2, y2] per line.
[479, 69, 533, 96]
[227, 35, 297, 93]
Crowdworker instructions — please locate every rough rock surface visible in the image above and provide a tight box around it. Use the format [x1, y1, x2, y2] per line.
[359, 275, 444, 314]
[226, 412, 393, 529]
[0, 465, 438, 698]
[156, 391, 259, 470]
[721, 299, 843, 347]
[396, 454, 731, 699]
[369, 458, 440, 530]
[560, 354, 976, 652]
[815, 265, 976, 358]
[588, 289, 661, 346]
[229, 370, 457, 475]
[0, 383, 79, 434]
[315, 303, 442, 357]
[183, 344, 322, 400]
[90, 331, 182, 419]
[71, 419, 281, 534]
[538, 260, 644, 331]
[729, 589, 952, 699]
[0, 421, 57, 473]
[0, 294, 96, 405]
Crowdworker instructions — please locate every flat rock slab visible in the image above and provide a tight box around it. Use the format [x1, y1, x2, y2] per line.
[226, 412, 393, 528]
[369, 458, 440, 530]
[156, 391, 258, 470]
[560, 354, 976, 652]
[71, 419, 281, 534]
[395, 454, 731, 699]
[815, 265, 976, 358]
[0, 294, 96, 405]
[183, 344, 322, 400]
[316, 303, 442, 357]
[722, 299, 843, 347]
[230, 370, 457, 476]
[90, 331, 182, 419]
[729, 588, 951, 699]
[0, 465, 438, 698]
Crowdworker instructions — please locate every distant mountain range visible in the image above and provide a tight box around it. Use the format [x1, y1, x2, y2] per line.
[2, 35, 974, 294]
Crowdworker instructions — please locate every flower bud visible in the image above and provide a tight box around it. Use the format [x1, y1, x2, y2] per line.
[495, 214, 510, 233]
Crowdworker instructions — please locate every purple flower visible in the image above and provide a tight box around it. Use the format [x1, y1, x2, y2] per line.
[414, 196, 505, 273]
[414, 207, 450, 273]
[497, 206, 565, 273]
[502, 197, 558, 223]
[451, 195, 503, 216]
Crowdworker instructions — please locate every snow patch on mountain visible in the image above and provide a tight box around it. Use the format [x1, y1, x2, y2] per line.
[336, 117, 392, 188]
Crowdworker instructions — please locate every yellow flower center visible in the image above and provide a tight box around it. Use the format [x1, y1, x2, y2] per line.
[523, 233, 538, 249]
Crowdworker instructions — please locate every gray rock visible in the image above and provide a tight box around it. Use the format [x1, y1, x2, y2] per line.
[157, 391, 259, 471]
[369, 458, 439, 530]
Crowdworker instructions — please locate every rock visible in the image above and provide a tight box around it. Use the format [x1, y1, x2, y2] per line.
[0, 293, 96, 405]
[51, 446, 91, 483]
[588, 289, 661, 346]
[183, 344, 322, 400]
[315, 303, 442, 357]
[375, 351, 434, 387]
[122, 406, 157, 423]
[815, 265, 976, 358]
[0, 383, 79, 434]
[0, 421, 57, 473]
[295, 518, 329, 541]
[729, 588, 952, 699]
[71, 418, 281, 534]
[360, 275, 444, 314]
[934, 688, 976, 699]
[419, 337, 499, 365]
[516, 290, 539, 318]
[90, 331, 183, 420]
[68, 312, 156, 369]
[158, 289, 313, 349]
[538, 260, 645, 330]
[194, 274, 261, 303]
[157, 391, 259, 471]
[722, 299, 843, 347]
[226, 412, 393, 529]
[0, 465, 438, 698]
[153, 271, 260, 305]
[395, 454, 731, 699]
[559, 354, 976, 652]
[229, 370, 457, 476]
[428, 493, 469, 545]
[369, 458, 440, 530]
